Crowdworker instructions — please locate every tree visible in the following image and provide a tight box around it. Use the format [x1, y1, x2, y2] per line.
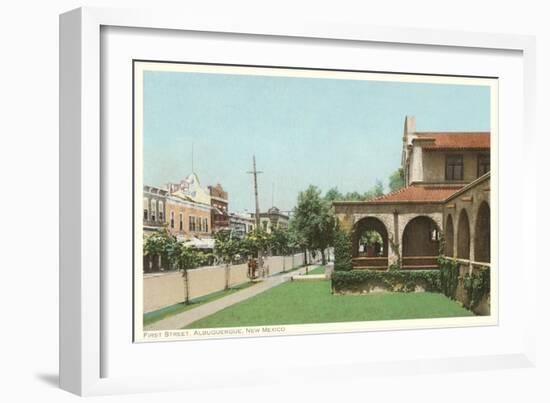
[271, 226, 292, 256]
[143, 226, 175, 272]
[239, 228, 272, 258]
[214, 230, 242, 290]
[360, 230, 383, 246]
[324, 187, 344, 202]
[335, 180, 385, 202]
[289, 220, 309, 265]
[171, 243, 208, 303]
[270, 226, 293, 272]
[360, 230, 383, 256]
[362, 179, 384, 201]
[388, 168, 405, 192]
[292, 185, 336, 265]
[144, 228, 207, 303]
[344, 191, 363, 201]
[373, 180, 385, 197]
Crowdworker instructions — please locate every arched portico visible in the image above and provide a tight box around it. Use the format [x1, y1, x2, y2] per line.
[401, 215, 441, 269]
[351, 216, 391, 270]
[474, 202, 490, 263]
[457, 209, 470, 260]
[445, 214, 455, 257]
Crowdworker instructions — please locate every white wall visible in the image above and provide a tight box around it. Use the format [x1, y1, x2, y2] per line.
[143, 253, 305, 312]
[1, 1, 549, 402]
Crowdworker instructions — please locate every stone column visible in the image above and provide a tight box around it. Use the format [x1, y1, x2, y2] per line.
[469, 212, 475, 275]
[388, 210, 399, 268]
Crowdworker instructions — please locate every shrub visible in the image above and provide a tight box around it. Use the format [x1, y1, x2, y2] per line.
[333, 229, 353, 271]
[438, 257, 460, 299]
[463, 266, 490, 309]
[389, 262, 401, 271]
[332, 270, 441, 294]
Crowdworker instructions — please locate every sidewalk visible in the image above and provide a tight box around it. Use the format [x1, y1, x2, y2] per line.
[144, 264, 320, 331]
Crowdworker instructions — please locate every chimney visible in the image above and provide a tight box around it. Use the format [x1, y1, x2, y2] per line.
[403, 115, 416, 144]
[402, 116, 417, 186]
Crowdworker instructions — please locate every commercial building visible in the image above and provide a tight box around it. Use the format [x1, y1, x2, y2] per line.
[229, 212, 256, 239]
[165, 173, 214, 245]
[208, 183, 230, 232]
[143, 185, 168, 236]
[256, 206, 290, 233]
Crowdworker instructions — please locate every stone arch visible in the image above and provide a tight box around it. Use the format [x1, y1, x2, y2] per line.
[445, 214, 455, 257]
[402, 216, 440, 257]
[352, 216, 389, 258]
[474, 201, 490, 263]
[457, 209, 470, 260]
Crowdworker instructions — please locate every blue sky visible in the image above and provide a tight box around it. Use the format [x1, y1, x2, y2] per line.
[143, 69, 491, 213]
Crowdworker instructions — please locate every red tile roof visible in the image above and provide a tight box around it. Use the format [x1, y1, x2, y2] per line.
[414, 132, 490, 150]
[365, 185, 464, 204]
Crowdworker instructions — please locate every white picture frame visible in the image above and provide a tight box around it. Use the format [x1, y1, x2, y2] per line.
[60, 6, 537, 396]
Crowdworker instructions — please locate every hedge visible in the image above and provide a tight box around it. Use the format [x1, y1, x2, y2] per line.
[331, 269, 441, 294]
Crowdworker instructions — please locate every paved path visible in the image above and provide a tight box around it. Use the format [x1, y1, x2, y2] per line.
[145, 264, 322, 331]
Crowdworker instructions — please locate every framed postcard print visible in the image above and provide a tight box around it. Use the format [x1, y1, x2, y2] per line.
[60, 7, 537, 396]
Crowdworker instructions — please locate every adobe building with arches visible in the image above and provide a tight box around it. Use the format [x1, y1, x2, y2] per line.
[333, 116, 491, 274]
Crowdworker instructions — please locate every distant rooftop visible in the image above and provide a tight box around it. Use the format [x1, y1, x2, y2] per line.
[413, 132, 490, 150]
[361, 185, 464, 204]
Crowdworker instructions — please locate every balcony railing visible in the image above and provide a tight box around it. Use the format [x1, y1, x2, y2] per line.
[143, 219, 164, 228]
[443, 257, 491, 268]
[401, 256, 438, 269]
[352, 256, 388, 270]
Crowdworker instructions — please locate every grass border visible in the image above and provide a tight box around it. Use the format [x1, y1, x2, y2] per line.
[143, 281, 254, 326]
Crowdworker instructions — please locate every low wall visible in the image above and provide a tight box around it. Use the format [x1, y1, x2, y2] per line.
[143, 253, 306, 313]
[453, 261, 490, 316]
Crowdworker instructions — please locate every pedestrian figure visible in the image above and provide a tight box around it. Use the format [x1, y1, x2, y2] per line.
[247, 256, 257, 279]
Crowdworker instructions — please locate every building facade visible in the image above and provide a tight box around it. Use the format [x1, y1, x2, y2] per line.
[165, 195, 212, 241]
[143, 185, 168, 236]
[257, 206, 290, 233]
[208, 183, 230, 232]
[229, 212, 256, 239]
[143, 172, 215, 244]
[402, 116, 490, 186]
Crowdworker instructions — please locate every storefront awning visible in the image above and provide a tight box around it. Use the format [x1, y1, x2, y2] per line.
[184, 237, 215, 250]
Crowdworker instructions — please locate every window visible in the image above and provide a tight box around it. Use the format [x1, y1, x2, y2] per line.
[204, 218, 208, 233]
[262, 221, 268, 231]
[158, 201, 164, 221]
[189, 216, 196, 232]
[445, 155, 464, 181]
[143, 198, 149, 221]
[151, 200, 157, 221]
[179, 213, 183, 231]
[170, 211, 174, 229]
[478, 153, 490, 177]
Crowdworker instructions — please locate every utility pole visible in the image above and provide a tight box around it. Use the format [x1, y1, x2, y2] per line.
[247, 155, 263, 228]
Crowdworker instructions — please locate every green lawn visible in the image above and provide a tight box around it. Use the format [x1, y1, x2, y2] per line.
[305, 266, 325, 275]
[143, 282, 254, 326]
[184, 280, 472, 329]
